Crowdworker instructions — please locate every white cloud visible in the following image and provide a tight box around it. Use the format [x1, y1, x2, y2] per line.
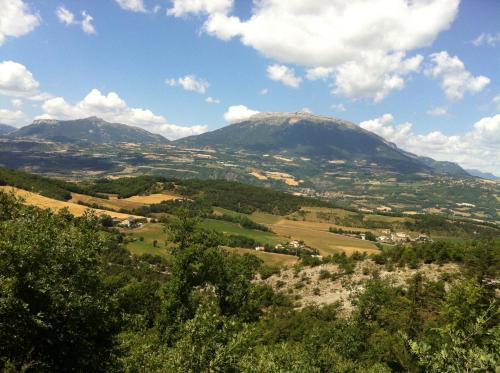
[223, 105, 259, 123]
[332, 103, 346, 112]
[0, 0, 39, 46]
[115, 0, 147, 13]
[300, 107, 312, 114]
[37, 89, 208, 140]
[334, 52, 423, 102]
[360, 113, 500, 174]
[426, 106, 448, 116]
[81, 11, 96, 34]
[0, 108, 25, 125]
[306, 67, 334, 81]
[267, 64, 302, 88]
[56, 6, 75, 25]
[56, 6, 96, 35]
[0, 60, 40, 97]
[166, 75, 209, 94]
[11, 99, 22, 109]
[425, 51, 490, 101]
[260, 88, 268, 95]
[472, 32, 500, 47]
[493, 94, 500, 110]
[167, 0, 233, 17]
[205, 96, 220, 104]
[171, 0, 459, 102]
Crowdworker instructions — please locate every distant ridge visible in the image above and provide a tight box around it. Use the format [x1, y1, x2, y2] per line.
[175, 112, 468, 176]
[9, 117, 168, 145]
[0, 123, 16, 135]
[466, 168, 499, 180]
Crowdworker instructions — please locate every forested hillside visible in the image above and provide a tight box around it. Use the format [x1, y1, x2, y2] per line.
[1, 190, 498, 372]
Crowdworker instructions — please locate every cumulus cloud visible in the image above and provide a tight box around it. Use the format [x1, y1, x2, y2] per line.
[425, 51, 490, 100]
[0, 60, 49, 99]
[0, 0, 39, 46]
[115, 0, 147, 13]
[205, 96, 220, 104]
[56, 6, 96, 34]
[223, 105, 259, 123]
[472, 32, 500, 47]
[56, 6, 75, 25]
[81, 11, 96, 34]
[169, 0, 459, 102]
[334, 52, 423, 102]
[332, 103, 346, 112]
[167, 0, 233, 17]
[360, 113, 500, 174]
[166, 75, 209, 94]
[11, 99, 22, 109]
[37, 89, 208, 140]
[426, 106, 448, 116]
[0, 108, 25, 125]
[260, 88, 268, 95]
[493, 94, 500, 110]
[267, 64, 302, 88]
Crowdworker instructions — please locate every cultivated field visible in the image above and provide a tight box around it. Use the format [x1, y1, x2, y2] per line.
[1, 186, 142, 219]
[123, 193, 181, 204]
[270, 219, 379, 255]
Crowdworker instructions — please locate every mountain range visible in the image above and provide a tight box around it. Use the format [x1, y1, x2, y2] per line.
[0, 123, 16, 135]
[5, 112, 473, 176]
[176, 112, 469, 176]
[8, 117, 168, 144]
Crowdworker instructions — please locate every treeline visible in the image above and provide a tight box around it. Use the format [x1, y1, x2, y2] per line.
[329, 226, 377, 241]
[85, 175, 167, 198]
[0, 190, 498, 372]
[210, 212, 271, 232]
[0, 167, 100, 201]
[171, 179, 331, 215]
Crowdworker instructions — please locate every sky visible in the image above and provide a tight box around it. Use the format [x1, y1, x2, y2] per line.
[0, 0, 499, 173]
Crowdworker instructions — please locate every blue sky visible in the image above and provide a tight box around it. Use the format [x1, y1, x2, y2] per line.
[0, 0, 499, 173]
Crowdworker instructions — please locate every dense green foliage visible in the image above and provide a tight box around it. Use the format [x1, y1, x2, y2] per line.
[87, 175, 166, 198]
[0, 167, 96, 200]
[0, 190, 498, 372]
[172, 179, 332, 215]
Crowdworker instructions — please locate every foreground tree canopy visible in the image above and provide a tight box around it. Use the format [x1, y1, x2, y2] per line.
[0, 191, 498, 372]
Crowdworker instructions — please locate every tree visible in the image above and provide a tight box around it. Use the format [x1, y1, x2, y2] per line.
[0, 193, 119, 372]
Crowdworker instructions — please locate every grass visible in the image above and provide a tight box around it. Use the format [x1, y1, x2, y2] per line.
[201, 218, 283, 245]
[125, 223, 172, 259]
[250, 211, 283, 225]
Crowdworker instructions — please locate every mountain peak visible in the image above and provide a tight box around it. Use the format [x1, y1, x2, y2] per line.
[245, 111, 359, 130]
[32, 118, 59, 126]
[10, 117, 168, 144]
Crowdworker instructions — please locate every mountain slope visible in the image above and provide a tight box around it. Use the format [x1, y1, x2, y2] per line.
[10, 117, 168, 144]
[466, 169, 499, 180]
[176, 112, 464, 174]
[0, 123, 16, 135]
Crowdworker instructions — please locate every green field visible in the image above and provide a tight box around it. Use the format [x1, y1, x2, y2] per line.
[202, 218, 283, 245]
[126, 223, 172, 259]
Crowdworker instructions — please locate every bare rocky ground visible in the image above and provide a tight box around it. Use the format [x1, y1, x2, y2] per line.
[259, 260, 461, 315]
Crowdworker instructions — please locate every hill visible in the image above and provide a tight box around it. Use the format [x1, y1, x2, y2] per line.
[466, 168, 499, 180]
[0, 123, 16, 135]
[9, 116, 168, 144]
[175, 112, 467, 175]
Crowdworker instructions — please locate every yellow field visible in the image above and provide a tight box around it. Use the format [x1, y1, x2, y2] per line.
[270, 219, 379, 255]
[70, 192, 144, 211]
[1, 186, 143, 219]
[123, 193, 181, 204]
